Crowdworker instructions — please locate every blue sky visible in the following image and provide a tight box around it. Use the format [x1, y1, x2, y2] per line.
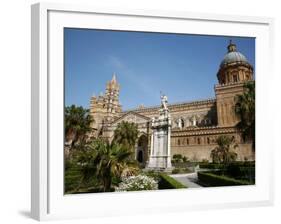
[64, 28, 255, 110]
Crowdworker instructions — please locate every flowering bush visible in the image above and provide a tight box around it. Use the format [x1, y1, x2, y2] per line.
[116, 174, 158, 191]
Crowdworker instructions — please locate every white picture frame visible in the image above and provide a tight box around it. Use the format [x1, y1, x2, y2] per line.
[31, 2, 274, 221]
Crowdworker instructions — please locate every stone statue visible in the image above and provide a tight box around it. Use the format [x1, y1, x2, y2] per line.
[178, 118, 183, 129]
[161, 94, 168, 110]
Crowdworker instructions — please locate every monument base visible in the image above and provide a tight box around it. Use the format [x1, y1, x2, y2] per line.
[146, 155, 173, 172]
[144, 166, 174, 173]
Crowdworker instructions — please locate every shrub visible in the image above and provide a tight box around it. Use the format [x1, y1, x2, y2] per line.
[183, 168, 192, 173]
[64, 166, 102, 194]
[116, 174, 158, 192]
[64, 162, 83, 193]
[172, 168, 180, 174]
[158, 173, 187, 189]
[226, 164, 255, 182]
[197, 172, 251, 187]
[201, 159, 209, 163]
[226, 164, 241, 177]
[199, 162, 255, 169]
[172, 154, 183, 163]
[199, 163, 224, 169]
[142, 170, 161, 182]
[65, 172, 81, 193]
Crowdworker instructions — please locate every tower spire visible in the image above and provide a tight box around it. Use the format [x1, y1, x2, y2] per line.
[111, 72, 117, 83]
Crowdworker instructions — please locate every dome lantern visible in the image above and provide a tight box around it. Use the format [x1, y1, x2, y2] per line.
[227, 40, 237, 52]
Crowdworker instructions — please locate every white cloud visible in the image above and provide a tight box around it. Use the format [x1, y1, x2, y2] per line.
[107, 55, 160, 104]
[108, 55, 125, 69]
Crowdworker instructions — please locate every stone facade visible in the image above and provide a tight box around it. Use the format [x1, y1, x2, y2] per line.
[89, 41, 255, 164]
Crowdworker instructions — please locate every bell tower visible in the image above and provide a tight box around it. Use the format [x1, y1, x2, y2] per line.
[90, 73, 122, 133]
[104, 73, 122, 121]
[215, 41, 254, 127]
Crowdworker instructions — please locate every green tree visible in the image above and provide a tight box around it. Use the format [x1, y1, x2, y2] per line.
[65, 105, 93, 148]
[211, 135, 238, 164]
[235, 82, 255, 150]
[113, 121, 139, 152]
[172, 154, 183, 163]
[76, 139, 135, 192]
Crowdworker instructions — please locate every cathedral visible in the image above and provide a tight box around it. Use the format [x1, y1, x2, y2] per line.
[89, 41, 255, 164]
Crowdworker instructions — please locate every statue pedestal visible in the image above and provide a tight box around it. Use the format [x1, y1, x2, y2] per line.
[147, 156, 172, 169]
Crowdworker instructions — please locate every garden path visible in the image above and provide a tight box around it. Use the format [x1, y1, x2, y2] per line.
[169, 173, 203, 188]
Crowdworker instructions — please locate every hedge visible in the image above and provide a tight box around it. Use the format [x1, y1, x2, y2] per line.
[64, 166, 100, 193]
[199, 161, 255, 170]
[197, 172, 251, 187]
[199, 163, 224, 169]
[172, 161, 200, 168]
[226, 165, 255, 180]
[65, 168, 82, 193]
[158, 173, 187, 189]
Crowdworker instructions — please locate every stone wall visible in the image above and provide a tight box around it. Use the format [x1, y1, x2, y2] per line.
[123, 99, 217, 128]
[170, 143, 253, 162]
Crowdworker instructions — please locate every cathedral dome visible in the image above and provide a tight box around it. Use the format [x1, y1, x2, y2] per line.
[220, 51, 248, 67]
[220, 41, 249, 68]
[217, 41, 253, 85]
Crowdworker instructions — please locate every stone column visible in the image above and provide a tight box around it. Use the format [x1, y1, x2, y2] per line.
[221, 104, 225, 125]
[192, 116, 196, 126]
[167, 120, 172, 168]
[150, 131, 154, 156]
[135, 142, 138, 160]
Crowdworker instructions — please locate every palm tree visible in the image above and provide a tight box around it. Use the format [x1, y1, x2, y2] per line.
[211, 135, 238, 164]
[113, 121, 139, 152]
[76, 139, 135, 192]
[235, 81, 255, 150]
[65, 105, 93, 148]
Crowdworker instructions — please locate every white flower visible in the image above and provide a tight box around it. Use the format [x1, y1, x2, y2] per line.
[116, 174, 158, 192]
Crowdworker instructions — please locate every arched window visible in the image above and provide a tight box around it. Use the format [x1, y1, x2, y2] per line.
[138, 135, 148, 147]
[186, 138, 189, 145]
[207, 137, 210, 144]
[178, 139, 181, 146]
[233, 74, 238, 82]
[197, 138, 201, 144]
